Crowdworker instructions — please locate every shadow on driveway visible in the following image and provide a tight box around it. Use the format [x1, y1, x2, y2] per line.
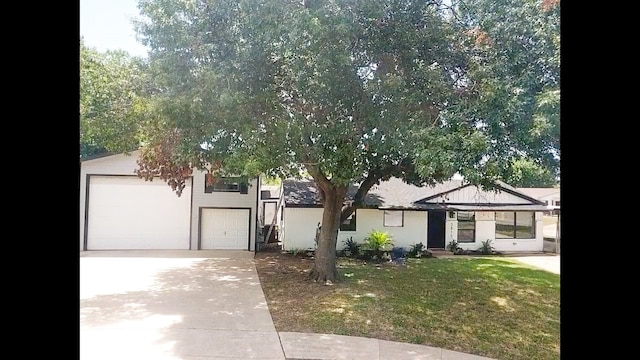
[80, 251, 285, 359]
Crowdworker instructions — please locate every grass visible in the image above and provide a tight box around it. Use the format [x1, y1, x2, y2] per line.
[255, 251, 560, 360]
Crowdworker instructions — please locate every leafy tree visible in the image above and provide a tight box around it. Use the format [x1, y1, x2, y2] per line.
[80, 39, 150, 159]
[131, 0, 560, 282]
[503, 157, 557, 188]
[443, 0, 560, 183]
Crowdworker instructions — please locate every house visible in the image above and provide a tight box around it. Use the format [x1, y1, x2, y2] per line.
[281, 177, 549, 253]
[258, 183, 285, 245]
[515, 187, 560, 213]
[80, 151, 261, 251]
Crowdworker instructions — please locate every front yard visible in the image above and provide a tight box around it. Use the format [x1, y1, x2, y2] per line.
[255, 251, 560, 360]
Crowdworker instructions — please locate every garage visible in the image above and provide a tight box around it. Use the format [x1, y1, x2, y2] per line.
[86, 176, 192, 250]
[200, 208, 250, 249]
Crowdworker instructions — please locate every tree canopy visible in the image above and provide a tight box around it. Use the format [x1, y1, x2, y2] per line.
[80, 39, 150, 159]
[112, 0, 561, 282]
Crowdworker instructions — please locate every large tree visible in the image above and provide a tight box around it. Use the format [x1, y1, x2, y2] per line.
[80, 39, 151, 159]
[131, 0, 560, 282]
[503, 158, 558, 187]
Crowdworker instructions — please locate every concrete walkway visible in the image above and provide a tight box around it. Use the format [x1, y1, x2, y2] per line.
[80, 250, 493, 359]
[506, 253, 560, 275]
[279, 332, 493, 359]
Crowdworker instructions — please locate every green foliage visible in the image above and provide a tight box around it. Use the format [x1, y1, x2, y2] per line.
[408, 242, 426, 258]
[504, 157, 558, 187]
[116, 0, 558, 188]
[445, 0, 561, 185]
[80, 39, 150, 159]
[479, 239, 495, 255]
[447, 240, 462, 253]
[342, 237, 361, 258]
[363, 230, 394, 252]
[359, 230, 394, 263]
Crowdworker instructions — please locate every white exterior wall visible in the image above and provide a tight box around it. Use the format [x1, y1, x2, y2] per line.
[190, 172, 258, 251]
[80, 151, 259, 251]
[80, 153, 148, 251]
[430, 186, 531, 204]
[455, 211, 543, 252]
[539, 193, 560, 206]
[445, 214, 457, 246]
[281, 207, 544, 252]
[282, 208, 428, 250]
[282, 207, 323, 250]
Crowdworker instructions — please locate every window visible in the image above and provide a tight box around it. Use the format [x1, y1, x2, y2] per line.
[457, 211, 476, 243]
[554, 200, 560, 207]
[205, 176, 242, 193]
[495, 212, 535, 239]
[340, 210, 356, 231]
[384, 210, 404, 227]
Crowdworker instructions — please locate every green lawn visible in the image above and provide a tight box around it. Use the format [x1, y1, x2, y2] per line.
[256, 253, 560, 360]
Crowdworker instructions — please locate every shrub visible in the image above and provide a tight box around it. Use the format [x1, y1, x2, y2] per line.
[342, 237, 361, 258]
[479, 239, 495, 255]
[363, 230, 393, 251]
[408, 242, 426, 258]
[362, 230, 394, 262]
[447, 240, 462, 253]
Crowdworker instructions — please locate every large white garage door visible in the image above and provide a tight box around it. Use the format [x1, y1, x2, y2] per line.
[87, 176, 192, 250]
[200, 208, 250, 249]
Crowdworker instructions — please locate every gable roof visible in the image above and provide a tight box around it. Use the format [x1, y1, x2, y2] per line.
[515, 187, 560, 200]
[81, 150, 140, 163]
[283, 177, 547, 210]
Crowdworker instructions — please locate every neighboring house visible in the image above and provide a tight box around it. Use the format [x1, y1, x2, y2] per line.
[258, 183, 285, 245]
[80, 151, 261, 251]
[515, 187, 560, 213]
[282, 177, 549, 253]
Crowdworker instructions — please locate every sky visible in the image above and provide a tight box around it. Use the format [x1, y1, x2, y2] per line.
[80, 0, 149, 58]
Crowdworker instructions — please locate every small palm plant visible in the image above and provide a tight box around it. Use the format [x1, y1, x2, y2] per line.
[479, 239, 495, 255]
[363, 230, 393, 261]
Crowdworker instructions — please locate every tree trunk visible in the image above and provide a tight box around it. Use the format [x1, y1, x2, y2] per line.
[307, 184, 347, 283]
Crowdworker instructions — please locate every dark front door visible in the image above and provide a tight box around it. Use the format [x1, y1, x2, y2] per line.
[427, 211, 446, 249]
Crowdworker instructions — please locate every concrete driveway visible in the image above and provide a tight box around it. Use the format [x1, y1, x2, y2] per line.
[507, 254, 560, 275]
[80, 250, 285, 359]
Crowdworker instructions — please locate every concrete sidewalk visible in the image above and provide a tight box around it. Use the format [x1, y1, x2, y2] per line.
[80, 250, 494, 359]
[279, 332, 493, 359]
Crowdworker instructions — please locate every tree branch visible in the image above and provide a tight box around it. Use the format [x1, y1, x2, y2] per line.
[340, 170, 379, 222]
[339, 157, 415, 222]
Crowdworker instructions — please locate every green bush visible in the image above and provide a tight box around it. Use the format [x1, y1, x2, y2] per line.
[361, 230, 394, 262]
[342, 237, 361, 258]
[408, 242, 426, 258]
[447, 240, 462, 253]
[479, 239, 495, 255]
[363, 230, 393, 251]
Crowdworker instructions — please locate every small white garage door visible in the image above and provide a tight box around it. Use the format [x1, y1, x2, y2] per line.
[200, 208, 250, 250]
[86, 176, 192, 250]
